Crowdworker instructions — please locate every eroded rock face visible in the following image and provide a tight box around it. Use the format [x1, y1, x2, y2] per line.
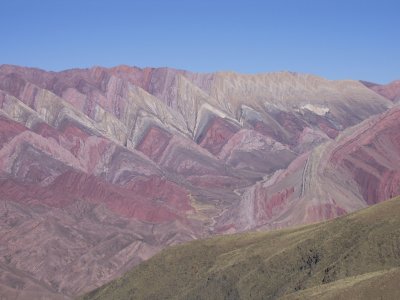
[0, 64, 397, 299]
[197, 116, 239, 155]
[136, 126, 172, 162]
[330, 107, 400, 204]
[232, 106, 400, 232]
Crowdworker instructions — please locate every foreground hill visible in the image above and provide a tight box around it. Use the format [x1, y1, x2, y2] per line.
[84, 196, 400, 300]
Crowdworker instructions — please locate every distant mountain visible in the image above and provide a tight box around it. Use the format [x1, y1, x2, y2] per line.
[0, 64, 397, 298]
[361, 80, 400, 103]
[82, 196, 400, 300]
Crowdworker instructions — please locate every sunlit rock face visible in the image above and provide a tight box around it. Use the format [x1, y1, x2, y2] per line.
[0, 64, 397, 299]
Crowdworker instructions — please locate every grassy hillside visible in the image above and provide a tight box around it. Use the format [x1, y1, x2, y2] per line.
[282, 267, 400, 300]
[82, 196, 400, 300]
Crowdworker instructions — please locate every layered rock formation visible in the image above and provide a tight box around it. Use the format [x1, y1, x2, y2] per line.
[0, 64, 397, 299]
[232, 104, 400, 231]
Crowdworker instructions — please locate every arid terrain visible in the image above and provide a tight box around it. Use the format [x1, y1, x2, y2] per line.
[83, 196, 400, 300]
[0, 64, 399, 299]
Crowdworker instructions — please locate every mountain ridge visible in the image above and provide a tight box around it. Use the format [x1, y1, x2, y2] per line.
[0, 64, 398, 298]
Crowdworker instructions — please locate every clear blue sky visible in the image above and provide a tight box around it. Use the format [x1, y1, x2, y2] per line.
[1, 0, 399, 83]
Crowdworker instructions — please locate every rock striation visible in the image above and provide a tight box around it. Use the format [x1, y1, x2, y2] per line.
[0, 64, 397, 298]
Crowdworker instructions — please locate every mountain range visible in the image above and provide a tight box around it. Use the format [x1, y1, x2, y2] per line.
[0, 64, 399, 299]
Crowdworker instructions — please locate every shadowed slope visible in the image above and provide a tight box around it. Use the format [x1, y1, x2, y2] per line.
[83, 196, 400, 300]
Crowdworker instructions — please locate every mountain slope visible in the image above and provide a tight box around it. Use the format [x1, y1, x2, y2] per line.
[282, 268, 400, 300]
[83, 196, 400, 300]
[0, 64, 397, 298]
[362, 80, 400, 103]
[232, 105, 400, 231]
